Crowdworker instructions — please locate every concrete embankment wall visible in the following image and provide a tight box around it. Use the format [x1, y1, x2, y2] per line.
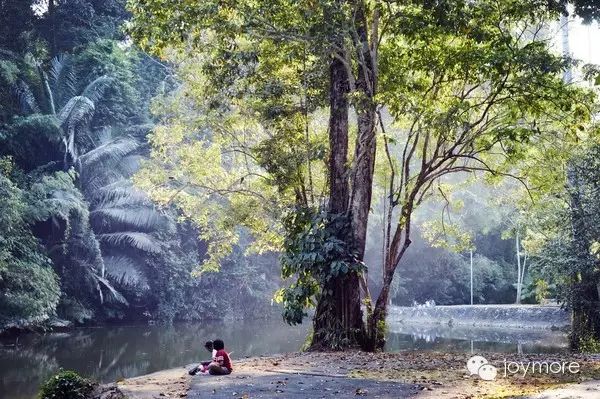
[387, 305, 570, 330]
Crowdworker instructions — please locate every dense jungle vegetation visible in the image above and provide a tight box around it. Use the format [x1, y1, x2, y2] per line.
[0, 0, 280, 331]
[1, 0, 600, 352]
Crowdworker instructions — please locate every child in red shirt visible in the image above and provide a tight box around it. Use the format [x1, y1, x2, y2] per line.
[207, 339, 232, 375]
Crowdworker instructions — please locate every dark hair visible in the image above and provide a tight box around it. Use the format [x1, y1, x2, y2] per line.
[204, 341, 213, 350]
[213, 339, 225, 350]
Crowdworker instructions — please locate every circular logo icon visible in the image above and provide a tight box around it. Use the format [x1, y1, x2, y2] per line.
[478, 363, 498, 381]
[467, 355, 488, 375]
[466, 355, 497, 381]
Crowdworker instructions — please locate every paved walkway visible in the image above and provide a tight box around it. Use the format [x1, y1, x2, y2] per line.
[188, 370, 420, 399]
[520, 380, 600, 399]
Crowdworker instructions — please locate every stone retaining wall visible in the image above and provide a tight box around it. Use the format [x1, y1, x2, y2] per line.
[387, 304, 570, 330]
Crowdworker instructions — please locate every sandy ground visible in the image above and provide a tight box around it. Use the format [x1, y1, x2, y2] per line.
[117, 367, 191, 399]
[116, 351, 600, 399]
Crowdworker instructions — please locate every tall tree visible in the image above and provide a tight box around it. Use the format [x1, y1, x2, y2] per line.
[128, 0, 380, 349]
[363, 0, 593, 349]
[127, 0, 594, 350]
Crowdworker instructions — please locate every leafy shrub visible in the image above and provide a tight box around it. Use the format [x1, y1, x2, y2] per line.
[0, 172, 60, 330]
[38, 370, 95, 399]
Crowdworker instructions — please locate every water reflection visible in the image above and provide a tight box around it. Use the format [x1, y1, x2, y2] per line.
[0, 318, 570, 399]
[0, 319, 308, 399]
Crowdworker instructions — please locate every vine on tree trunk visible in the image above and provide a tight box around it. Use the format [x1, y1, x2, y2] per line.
[275, 208, 366, 349]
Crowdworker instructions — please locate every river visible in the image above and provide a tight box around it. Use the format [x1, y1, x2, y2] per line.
[0, 317, 568, 399]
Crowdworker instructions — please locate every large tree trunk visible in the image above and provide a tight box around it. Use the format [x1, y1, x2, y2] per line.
[350, 0, 378, 350]
[350, 0, 377, 262]
[310, 49, 363, 350]
[328, 57, 350, 216]
[567, 165, 600, 349]
[366, 206, 414, 351]
[311, 0, 379, 351]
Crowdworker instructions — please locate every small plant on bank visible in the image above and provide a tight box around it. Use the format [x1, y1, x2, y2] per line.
[38, 370, 95, 399]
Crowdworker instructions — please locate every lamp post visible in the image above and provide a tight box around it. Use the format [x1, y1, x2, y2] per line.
[470, 249, 474, 306]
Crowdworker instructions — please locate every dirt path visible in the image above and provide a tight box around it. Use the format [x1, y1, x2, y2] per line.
[116, 351, 600, 399]
[188, 370, 418, 398]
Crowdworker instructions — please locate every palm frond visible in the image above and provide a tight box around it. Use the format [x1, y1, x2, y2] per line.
[58, 96, 96, 162]
[97, 232, 162, 253]
[96, 275, 129, 305]
[48, 54, 77, 105]
[0, 48, 18, 60]
[124, 124, 154, 138]
[14, 80, 40, 113]
[94, 126, 113, 145]
[117, 154, 143, 177]
[91, 207, 165, 231]
[95, 189, 149, 208]
[88, 180, 149, 205]
[28, 189, 87, 223]
[81, 168, 125, 193]
[104, 255, 150, 291]
[81, 76, 114, 103]
[48, 54, 68, 86]
[58, 95, 95, 128]
[79, 136, 140, 170]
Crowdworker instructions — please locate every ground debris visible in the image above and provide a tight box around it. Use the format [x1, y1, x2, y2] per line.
[119, 351, 600, 399]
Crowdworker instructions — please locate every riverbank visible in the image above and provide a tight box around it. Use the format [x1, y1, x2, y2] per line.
[115, 351, 600, 399]
[0, 318, 74, 338]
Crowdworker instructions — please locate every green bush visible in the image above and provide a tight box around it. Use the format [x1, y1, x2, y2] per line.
[0, 172, 61, 330]
[38, 370, 95, 399]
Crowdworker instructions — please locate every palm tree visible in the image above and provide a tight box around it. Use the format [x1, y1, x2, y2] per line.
[14, 53, 112, 169]
[5, 52, 167, 313]
[78, 125, 169, 294]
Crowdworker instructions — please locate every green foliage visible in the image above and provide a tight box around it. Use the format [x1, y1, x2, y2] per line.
[0, 0, 280, 330]
[532, 144, 600, 349]
[38, 370, 95, 399]
[0, 56, 20, 121]
[391, 229, 515, 305]
[0, 49, 171, 323]
[277, 209, 365, 325]
[576, 335, 600, 353]
[1, 0, 598, 340]
[0, 1, 37, 53]
[0, 115, 63, 170]
[548, 0, 600, 23]
[535, 279, 550, 303]
[74, 40, 148, 126]
[37, 0, 129, 55]
[0, 166, 60, 330]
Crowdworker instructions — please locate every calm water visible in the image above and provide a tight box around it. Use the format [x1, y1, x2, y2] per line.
[0, 318, 568, 399]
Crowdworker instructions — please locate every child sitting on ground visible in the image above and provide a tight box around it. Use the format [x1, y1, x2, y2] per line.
[206, 339, 233, 375]
[188, 340, 217, 375]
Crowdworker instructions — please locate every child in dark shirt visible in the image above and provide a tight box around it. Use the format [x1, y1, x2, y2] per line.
[207, 339, 232, 375]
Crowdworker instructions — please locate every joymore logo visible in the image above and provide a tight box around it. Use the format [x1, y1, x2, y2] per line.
[467, 355, 498, 381]
[466, 355, 581, 381]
